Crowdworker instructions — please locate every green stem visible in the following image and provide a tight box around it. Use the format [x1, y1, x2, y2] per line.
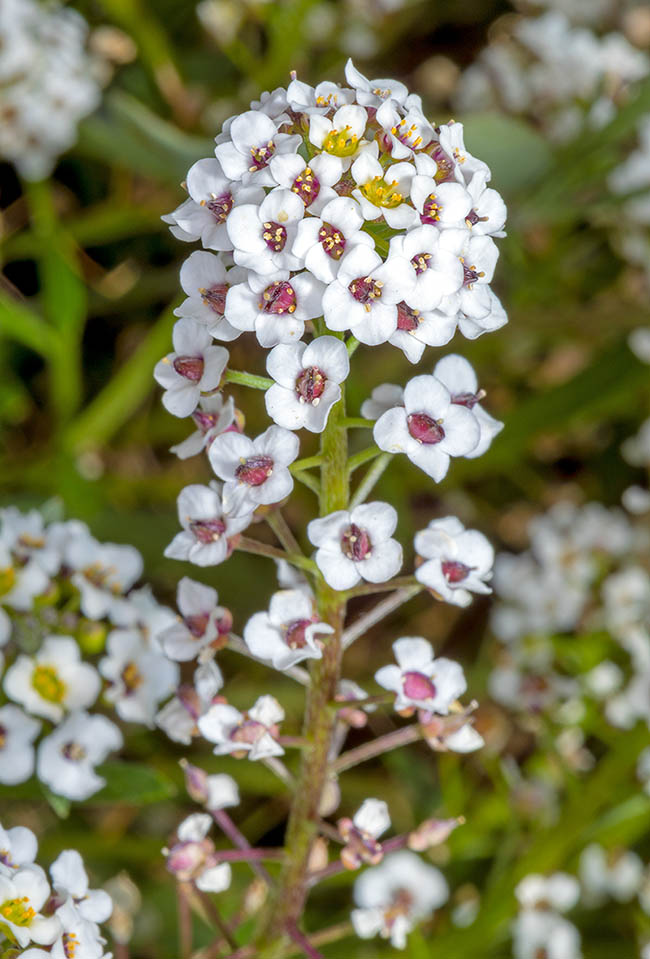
[292, 470, 320, 496]
[347, 445, 382, 474]
[235, 537, 317, 575]
[290, 454, 323, 473]
[339, 417, 374, 429]
[350, 452, 393, 507]
[257, 382, 349, 956]
[224, 369, 274, 390]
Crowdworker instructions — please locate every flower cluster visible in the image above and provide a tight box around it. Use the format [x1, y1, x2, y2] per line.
[0, 0, 108, 179]
[0, 821, 112, 955]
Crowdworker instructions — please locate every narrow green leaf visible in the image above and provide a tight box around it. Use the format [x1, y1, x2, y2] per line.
[95, 761, 177, 804]
[0, 291, 57, 358]
[40, 784, 72, 819]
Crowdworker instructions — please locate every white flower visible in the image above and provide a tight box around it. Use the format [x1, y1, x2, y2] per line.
[353, 799, 391, 839]
[389, 302, 459, 363]
[344, 60, 409, 108]
[410, 163, 472, 230]
[153, 319, 229, 418]
[351, 850, 449, 950]
[292, 196, 372, 283]
[0, 704, 41, 785]
[0, 507, 60, 575]
[309, 103, 368, 175]
[224, 269, 325, 347]
[464, 170, 507, 236]
[361, 383, 404, 420]
[437, 122, 491, 184]
[512, 910, 581, 959]
[388, 224, 464, 311]
[47, 898, 109, 959]
[375, 637, 467, 712]
[208, 425, 300, 517]
[373, 374, 480, 481]
[99, 629, 180, 726]
[265, 336, 349, 433]
[4, 636, 100, 723]
[322, 244, 414, 345]
[580, 844, 644, 905]
[36, 711, 123, 801]
[0, 865, 60, 948]
[307, 502, 402, 590]
[164, 158, 264, 250]
[432, 354, 503, 457]
[350, 148, 418, 229]
[174, 251, 244, 341]
[66, 532, 143, 625]
[170, 392, 240, 460]
[156, 661, 224, 745]
[198, 695, 285, 760]
[339, 798, 391, 869]
[414, 516, 494, 607]
[629, 327, 650, 364]
[158, 577, 231, 662]
[164, 482, 252, 567]
[243, 588, 333, 670]
[226, 188, 305, 274]
[50, 849, 113, 923]
[0, 546, 50, 611]
[437, 230, 499, 321]
[375, 99, 434, 159]
[268, 153, 341, 214]
[441, 723, 485, 753]
[0, 823, 38, 873]
[458, 287, 508, 340]
[286, 77, 355, 115]
[205, 773, 239, 811]
[515, 873, 580, 912]
[214, 110, 301, 186]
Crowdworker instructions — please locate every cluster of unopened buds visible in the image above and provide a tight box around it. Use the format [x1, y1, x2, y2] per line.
[0, 821, 112, 956]
[152, 58, 509, 952]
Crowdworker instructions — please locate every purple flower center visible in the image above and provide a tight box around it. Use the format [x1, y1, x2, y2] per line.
[192, 410, 218, 433]
[235, 454, 273, 487]
[184, 612, 211, 638]
[341, 523, 372, 561]
[461, 260, 484, 287]
[441, 560, 472, 583]
[61, 741, 87, 762]
[452, 391, 481, 409]
[407, 412, 445, 444]
[429, 145, 455, 183]
[230, 719, 266, 745]
[402, 670, 436, 700]
[318, 222, 346, 260]
[420, 194, 442, 224]
[349, 275, 382, 306]
[397, 302, 420, 332]
[201, 283, 229, 315]
[296, 366, 327, 404]
[285, 618, 312, 649]
[292, 166, 321, 205]
[411, 251, 433, 274]
[173, 355, 204, 382]
[262, 220, 287, 253]
[206, 192, 233, 222]
[190, 518, 227, 544]
[249, 141, 275, 172]
[260, 281, 296, 315]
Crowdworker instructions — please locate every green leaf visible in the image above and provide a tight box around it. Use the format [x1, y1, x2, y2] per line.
[95, 761, 177, 804]
[0, 291, 57, 358]
[41, 784, 72, 819]
[460, 113, 553, 191]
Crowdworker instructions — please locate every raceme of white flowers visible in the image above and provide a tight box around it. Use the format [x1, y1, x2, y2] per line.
[153, 59, 508, 948]
[0, 0, 108, 179]
[0, 822, 112, 955]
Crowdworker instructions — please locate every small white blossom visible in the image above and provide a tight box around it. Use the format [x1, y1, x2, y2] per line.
[0, 865, 60, 948]
[156, 661, 224, 745]
[154, 319, 229, 418]
[361, 383, 404, 421]
[387, 224, 464, 311]
[353, 799, 391, 839]
[373, 374, 480, 481]
[515, 873, 581, 912]
[0, 823, 38, 873]
[205, 773, 240, 811]
[50, 849, 113, 923]
[292, 196, 372, 283]
[414, 516, 494, 607]
[224, 269, 325, 347]
[436, 230, 499, 321]
[36, 711, 123, 801]
[432, 354, 503, 458]
[170, 392, 240, 460]
[580, 844, 644, 905]
[226, 188, 305, 274]
[344, 60, 409, 108]
[375, 637, 467, 713]
[375, 99, 434, 159]
[309, 103, 368, 175]
[351, 147, 418, 229]
[307, 502, 402, 590]
[265, 336, 349, 433]
[215, 110, 301, 186]
[198, 694, 285, 760]
[175, 250, 244, 341]
[0, 705, 41, 785]
[243, 588, 333, 670]
[99, 629, 180, 726]
[269, 153, 342, 214]
[66, 532, 143, 625]
[165, 482, 252, 567]
[512, 909, 582, 959]
[208, 425, 300, 517]
[410, 163, 473, 230]
[4, 636, 100, 723]
[159, 577, 231, 662]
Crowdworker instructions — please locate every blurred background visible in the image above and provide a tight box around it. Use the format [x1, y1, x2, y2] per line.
[2, 0, 650, 956]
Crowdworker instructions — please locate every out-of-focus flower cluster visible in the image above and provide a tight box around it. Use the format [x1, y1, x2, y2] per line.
[0, 821, 112, 956]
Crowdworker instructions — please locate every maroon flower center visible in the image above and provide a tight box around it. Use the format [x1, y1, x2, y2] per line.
[452, 391, 481, 409]
[190, 518, 227, 544]
[200, 283, 229, 315]
[249, 141, 275, 172]
[407, 412, 445, 444]
[260, 281, 296, 315]
[173, 355, 204, 382]
[461, 260, 485, 288]
[184, 612, 211, 638]
[397, 302, 420, 332]
[262, 220, 287, 253]
[429, 145, 455, 183]
[296, 366, 327, 404]
[465, 209, 488, 227]
[235, 454, 273, 487]
[441, 560, 472, 583]
[349, 275, 382, 306]
[411, 251, 433, 274]
[192, 410, 218, 433]
[402, 671, 436, 700]
[292, 166, 321, 205]
[230, 719, 266, 745]
[341, 523, 372, 561]
[319, 222, 346, 259]
[421, 194, 442, 224]
[206, 192, 233, 222]
[62, 741, 87, 762]
[284, 618, 312, 649]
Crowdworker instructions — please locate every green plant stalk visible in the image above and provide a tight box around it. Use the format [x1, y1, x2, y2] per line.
[256, 386, 349, 956]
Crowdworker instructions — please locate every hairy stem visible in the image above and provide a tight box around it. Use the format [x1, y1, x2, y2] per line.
[256, 382, 349, 956]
